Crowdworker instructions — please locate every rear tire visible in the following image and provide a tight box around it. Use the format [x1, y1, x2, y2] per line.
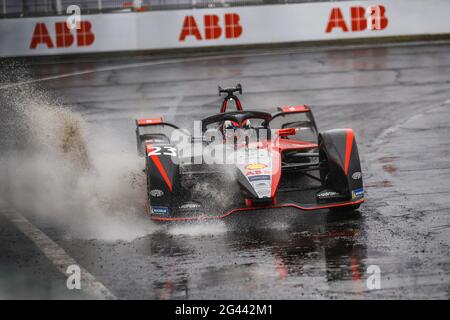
[318, 132, 357, 196]
[319, 146, 330, 185]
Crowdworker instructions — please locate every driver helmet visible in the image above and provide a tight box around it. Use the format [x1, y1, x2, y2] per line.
[222, 120, 252, 142]
[242, 119, 252, 130]
[223, 120, 238, 142]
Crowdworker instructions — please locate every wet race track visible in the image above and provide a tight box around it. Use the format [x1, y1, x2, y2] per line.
[1, 41, 450, 299]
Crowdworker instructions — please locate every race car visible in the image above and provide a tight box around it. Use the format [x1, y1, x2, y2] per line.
[135, 84, 364, 221]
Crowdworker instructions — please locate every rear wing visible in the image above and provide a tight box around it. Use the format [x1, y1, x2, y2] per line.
[278, 105, 310, 114]
[269, 105, 318, 134]
[136, 117, 164, 127]
[135, 117, 180, 129]
[135, 117, 180, 156]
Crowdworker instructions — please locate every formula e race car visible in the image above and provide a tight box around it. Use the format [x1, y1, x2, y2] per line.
[135, 84, 364, 221]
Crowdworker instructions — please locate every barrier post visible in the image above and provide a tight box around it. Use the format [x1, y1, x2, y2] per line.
[55, 0, 62, 14]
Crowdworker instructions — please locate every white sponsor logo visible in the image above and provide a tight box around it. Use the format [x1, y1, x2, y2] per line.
[150, 189, 164, 197]
[179, 202, 201, 209]
[318, 191, 339, 198]
[352, 171, 362, 180]
[151, 206, 169, 215]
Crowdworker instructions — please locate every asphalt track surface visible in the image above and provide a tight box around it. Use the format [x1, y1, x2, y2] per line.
[1, 41, 450, 299]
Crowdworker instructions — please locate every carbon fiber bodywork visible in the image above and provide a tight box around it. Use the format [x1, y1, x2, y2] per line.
[136, 86, 364, 221]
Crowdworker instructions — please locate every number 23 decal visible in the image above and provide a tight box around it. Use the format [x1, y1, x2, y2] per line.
[147, 146, 177, 157]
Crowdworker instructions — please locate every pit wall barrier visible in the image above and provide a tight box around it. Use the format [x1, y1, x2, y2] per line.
[1, 0, 450, 57]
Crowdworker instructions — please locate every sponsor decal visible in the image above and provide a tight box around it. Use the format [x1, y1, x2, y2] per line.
[248, 175, 270, 182]
[317, 190, 341, 200]
[352, 171, 362, 180]
[151, 206, 170, 215]
[179, 202, 202, 210]
[253, 184, 271, 198]
[326, 5, 388, 33]
[179, 13, 242, 41]
[352, 187, 364, 199]
[245, 169, 270, 176]
[150, 189, 164, 197]
[245, 163, 267, 170]
[30, 21, 95, 49]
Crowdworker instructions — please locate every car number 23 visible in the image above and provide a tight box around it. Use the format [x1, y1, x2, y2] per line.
[147, 146, 177, 157]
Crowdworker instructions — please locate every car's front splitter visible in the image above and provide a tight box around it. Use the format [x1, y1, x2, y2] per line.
[150, 198, 364, 221]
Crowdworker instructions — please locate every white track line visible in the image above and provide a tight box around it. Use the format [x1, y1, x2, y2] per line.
[0, 53, 282, 89]
[3, 40, 449, 90]
[0, 50, 305, 89]
[0, 206, 117, 300]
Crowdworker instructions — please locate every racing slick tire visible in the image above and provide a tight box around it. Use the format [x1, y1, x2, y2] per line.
[318, 129, 364, 209]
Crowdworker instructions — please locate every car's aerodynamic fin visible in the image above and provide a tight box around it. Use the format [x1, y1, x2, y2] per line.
[278, 105, 310, 113]
[136, 117, 163, 126]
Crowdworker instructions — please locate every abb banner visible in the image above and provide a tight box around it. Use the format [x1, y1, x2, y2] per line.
[178, 14, 243, 41]
[29, 21, 95, 49]
[1, 0, 450, 57]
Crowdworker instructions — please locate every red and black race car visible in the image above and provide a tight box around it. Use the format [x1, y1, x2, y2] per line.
[135, 84, 364, 221]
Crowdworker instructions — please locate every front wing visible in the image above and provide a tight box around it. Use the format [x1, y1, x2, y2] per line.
[149, 171, 364, 221]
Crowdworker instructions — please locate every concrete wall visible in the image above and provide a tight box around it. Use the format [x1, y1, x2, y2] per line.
[1, 0, 450, 57]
